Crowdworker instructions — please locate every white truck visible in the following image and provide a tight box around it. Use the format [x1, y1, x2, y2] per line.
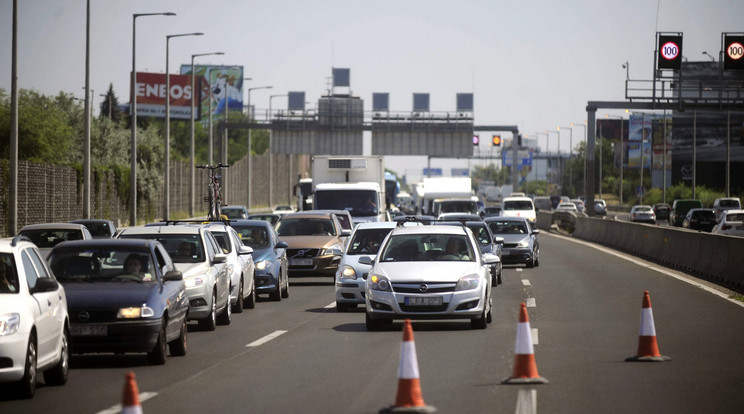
[415, 176, 473, 216]
[311, 155, 386, 224]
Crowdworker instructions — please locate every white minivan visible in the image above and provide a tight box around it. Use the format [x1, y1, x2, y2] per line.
[501, 196, 536, 224]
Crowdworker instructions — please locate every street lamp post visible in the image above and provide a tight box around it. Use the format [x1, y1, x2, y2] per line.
[555, 127, 563, 194]
[547, 129, 560, 194]
[190, 52, 224, 217]
[605, 114, 626, 205]
[131, 11, 175, 226]
[561, 125, 574, 197]
[268, 94, 287, 209]
[165, 32, 203, 221]
[702, 51, 716, 62]
[571, 121, 588, 198]
[533, 132, 547, 193]
[246, 85, 272, 211]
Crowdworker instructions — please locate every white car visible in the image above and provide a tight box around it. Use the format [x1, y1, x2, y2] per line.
[0, 236, 69, 398]
[712, 209, 744, 237]
[205, 223, 256, 313]
[556, 202, 578, 213]
[335, 222, 397, 312]
[362, 225, 498, 330]
[18, 223, 94, 258]
[501, 196, 536, 224]
[118, 224, 231, 331]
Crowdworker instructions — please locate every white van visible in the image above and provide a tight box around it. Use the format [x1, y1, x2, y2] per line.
[501, 196, 536, 224]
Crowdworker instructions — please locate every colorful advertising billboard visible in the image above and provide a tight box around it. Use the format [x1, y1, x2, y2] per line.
[180, 65, 244, 123]
[132, 72, 196, 119]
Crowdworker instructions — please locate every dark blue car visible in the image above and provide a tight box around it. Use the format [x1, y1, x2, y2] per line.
[47, 239, 189, 365]
[230, 220, 289, 301]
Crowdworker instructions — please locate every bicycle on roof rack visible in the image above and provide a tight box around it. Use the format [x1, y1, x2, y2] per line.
[196, 163, 230, 220]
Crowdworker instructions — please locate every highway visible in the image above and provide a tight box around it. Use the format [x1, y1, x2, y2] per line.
[2, 231, 743, 413]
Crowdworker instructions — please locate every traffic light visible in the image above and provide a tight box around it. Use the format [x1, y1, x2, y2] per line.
[473, 135, 480, 145]
[492, 135, 501, 146]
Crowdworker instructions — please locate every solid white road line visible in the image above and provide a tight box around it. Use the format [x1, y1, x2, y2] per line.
[324, 301, 336, 309]
[515, 388, 537, 414]
[522, 279, 531, 286]
[247, 330, 288, 347]
[95, 392, 158, 414]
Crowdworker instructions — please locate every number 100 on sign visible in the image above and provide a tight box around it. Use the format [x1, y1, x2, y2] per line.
[724, 35, 744, 70]
[657, 35, 683, 70]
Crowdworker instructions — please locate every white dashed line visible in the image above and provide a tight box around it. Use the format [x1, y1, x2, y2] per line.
[525, 297, 536, 308]
[515, 388, 537, 414]
[246, 330, 288, 347]
[521, 279, 531, 286]
[516, 268, 523, 272]
[531, 328, 539, 345]
[95, 392, 158, 414]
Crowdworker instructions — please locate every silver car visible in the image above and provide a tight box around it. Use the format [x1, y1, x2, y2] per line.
[363, 225, 497, 330]
[118, 224, 231, 331]
[205, 223, 256, 313]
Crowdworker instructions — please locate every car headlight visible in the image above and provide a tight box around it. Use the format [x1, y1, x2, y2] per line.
[184, 274, 206, 288]
[518, 239, 530, 248]
[455, 275, 480, 291]
[0, 313, 20, 336]
[255, 260, 271, 270]
[321, 247, 343, 256]
[368, 274, 392, 291]
[339, 265, 357, 280]
[117, 306, 155, 319]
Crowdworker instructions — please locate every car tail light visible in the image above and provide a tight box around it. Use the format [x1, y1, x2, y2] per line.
[722, 224, 731, 230]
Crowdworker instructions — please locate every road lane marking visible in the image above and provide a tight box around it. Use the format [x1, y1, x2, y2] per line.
[516, 268, 523, 272]
[246, 330, 288, 347]
[515, 388, 537, 414]
[95, 392, 157, 414]
[525, 297, 536, 308]
[522, 279, 531, 286]
[545, 232, 744, 308]
[324, 301, 336, 309]
[532, 328, 539, 345]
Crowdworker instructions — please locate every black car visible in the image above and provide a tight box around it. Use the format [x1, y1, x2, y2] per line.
[682, 208, 717, 232]
[47, 239, 189, 365]
[230, 220, 289, 300]
[70, 219, 117, 238]
[652, 203, 672, 221]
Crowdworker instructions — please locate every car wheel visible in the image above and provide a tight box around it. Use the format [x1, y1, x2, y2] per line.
[233, 279, 244, 314]
[471, 307, 488, 329]
[244, 280, 256, 309]
[497, 268, 503, 285]
[269, 277, 282, 302]
[281, 275, 289, 299]
[217, 288, 232, 326]
[534, 249, 540, 267]
[336, 302, 349, 312]
[486, 296, 493, 324]
[147, 322, 167, 365]
[365, 312, 383, 331]
[168, 318, 188, 357]
[526, 257, 535, 269]
[199, 292, 217, 331]
[43, 327, 69, 386]
[17, 335, 37, 399]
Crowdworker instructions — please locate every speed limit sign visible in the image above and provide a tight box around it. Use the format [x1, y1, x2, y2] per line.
[724, 35, 744, 70]
[657, 34, 683, 70]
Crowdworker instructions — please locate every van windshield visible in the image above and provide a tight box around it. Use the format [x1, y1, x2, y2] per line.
[503, 201, 533, 211]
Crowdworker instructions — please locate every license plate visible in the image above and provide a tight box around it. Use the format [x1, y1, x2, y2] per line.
[71, 325, 107, 337]
[405, 296, 443, 306]
[291, 258, 313, 266]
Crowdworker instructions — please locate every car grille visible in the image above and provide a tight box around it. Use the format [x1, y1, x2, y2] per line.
[399, 304, 448, 312]
[69, 308, 118, 323]
[287, 249, 319, 258]
[504, 243, 519, 248]
[392, 282, 457, 293]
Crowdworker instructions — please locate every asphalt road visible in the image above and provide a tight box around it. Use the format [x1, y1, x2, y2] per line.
[2, 232, 743, 413]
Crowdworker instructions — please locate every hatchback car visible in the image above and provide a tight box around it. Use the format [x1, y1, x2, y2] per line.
[221, 205, 249, 220]
[556, 202, 578, 213]
[713, 198, 741, 222]
[570, 199, 585, 213]
[362, 225, 497, 330]
[593, 199, 608, 216]
[247, 213, 282, 227]
[682, 208, 717, 232]
[231, 220, 289, 301]
[205, 223, 256, 312]
[0, 236, 69, 398]
[669, 199, 703, 227]
[484, 216, 540, 268]
[117, 224, 231, 331]
[70, 219, 117, 238]
[712, 210, 744, 237]
[47, 239, 188, 365]
[276, 212, 351, 276]
[18, 223, 94, 257]
[335, 222, 397, 312]
[652, 203, 672, 221]
[630, 205, 656, 224]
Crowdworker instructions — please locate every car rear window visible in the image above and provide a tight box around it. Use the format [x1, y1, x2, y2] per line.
[726, 213, 744, 222]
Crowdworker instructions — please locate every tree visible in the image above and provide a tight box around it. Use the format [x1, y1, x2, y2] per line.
[98, 83, 121, 123]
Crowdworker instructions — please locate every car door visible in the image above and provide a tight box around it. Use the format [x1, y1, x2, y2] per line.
[22, 247, 64, 366]
[229, 228, 253, 293]
[154, 245, 187, 337]
[204, 231, 229, 309]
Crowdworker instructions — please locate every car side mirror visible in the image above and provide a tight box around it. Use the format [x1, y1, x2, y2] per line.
[482, 253, 500, 265]
[532, 229, 540, 236]
[238, 245, 254, 255]
[31, 278, 59, 294]
[358, 256, 373, 265]
[213, 253, 227, 264]
[163, 270, 183, 282]
[276, 241, 288, 249]
[341, 229, 352, 237]
[494, 236, 505, 245]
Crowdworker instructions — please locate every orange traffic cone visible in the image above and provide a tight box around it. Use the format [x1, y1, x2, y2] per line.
[121, 371, 143, 414]
[380, 319, 437, 413]
[503, 303, 548, 384]
[626, 291, 670, 362]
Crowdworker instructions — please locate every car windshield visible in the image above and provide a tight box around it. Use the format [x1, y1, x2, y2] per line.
[19, 229, 83, 248]
[488, 221, 528, 235]
[0, 253, 20, 294]
[720, 200, 740, 208]
[222, 208, 246, 219]
[693, 210, 715, 219]
[233, 226, 270, 248]
[503, 201, 533, 211]
[346, 228, 394, 255]
[635, 206, 652, 212]
[314, 189, 378, 217]
[276, 218, 336, 236]
[438, 201, 477, 214]
[119, 234, 205, 263]
[379, 234, 474, 262]
[48, 248, 156, 283]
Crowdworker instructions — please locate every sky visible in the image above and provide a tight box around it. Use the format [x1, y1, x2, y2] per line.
[2, 0, 742, 182]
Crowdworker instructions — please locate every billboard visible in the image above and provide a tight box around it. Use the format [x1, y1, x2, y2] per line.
[132, 72, 195, 119]
[180, 65, 244, 122]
